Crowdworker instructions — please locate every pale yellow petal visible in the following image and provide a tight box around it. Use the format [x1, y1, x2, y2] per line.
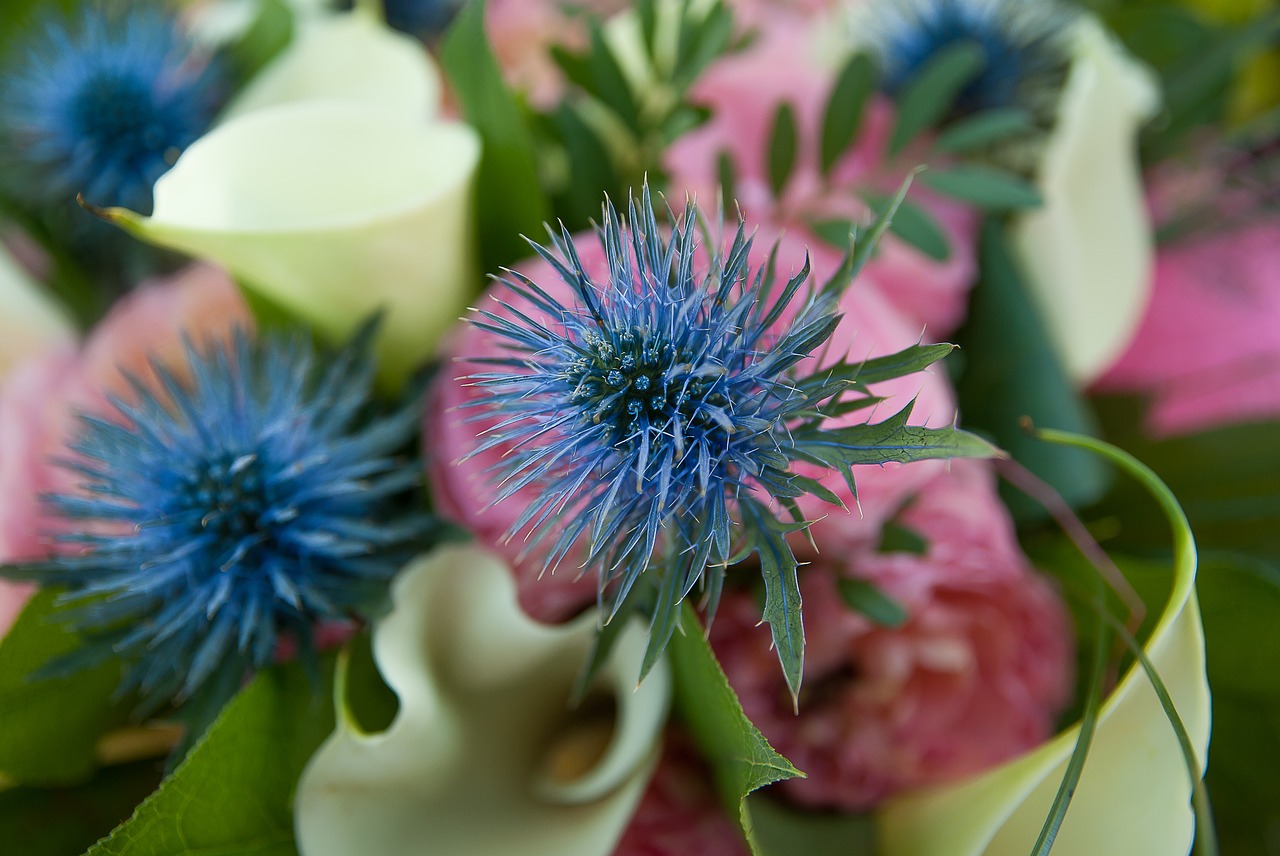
[0, 243, 74, 376]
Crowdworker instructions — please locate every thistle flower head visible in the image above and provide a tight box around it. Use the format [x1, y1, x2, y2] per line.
[465, 182, 996, 697]
[0, 4, 222, 213]
[858, 0, 1075, 119]
[37, 324, 428, 713]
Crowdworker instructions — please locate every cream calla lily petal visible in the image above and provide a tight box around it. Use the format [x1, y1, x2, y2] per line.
[0, 243, 73, 376]
[104, 102, 480, 388]
[877, 439, 1210, 856]
[295, 545, 672, 856]
[222, 9, 440, 120]
[1009, 14, 1160, 385]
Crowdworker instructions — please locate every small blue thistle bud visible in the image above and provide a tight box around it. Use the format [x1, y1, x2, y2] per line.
[0, 4, 223, 214]
[465, 182, 996, 698]
[23, 323, 430, 717]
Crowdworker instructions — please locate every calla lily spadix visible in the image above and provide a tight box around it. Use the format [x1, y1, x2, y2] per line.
[295, 546, 672, 856]
[877, 434, 1210, 856]
[1010, 14, 1161, 385]
[0, 243, 73, 376]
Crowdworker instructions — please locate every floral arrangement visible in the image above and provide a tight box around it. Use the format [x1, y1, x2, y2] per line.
[0, 0, 1275, 854]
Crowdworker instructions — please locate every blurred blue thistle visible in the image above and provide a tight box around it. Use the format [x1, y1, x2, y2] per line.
[859, 0, 1075, 119]
[338, 0, 464, 39]
[0, 3, 222, 214]
[22, 324, 428, 717]
[466, 182, 995, 697]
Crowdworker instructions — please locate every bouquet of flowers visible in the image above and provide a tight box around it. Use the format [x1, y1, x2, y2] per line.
[0, 0, 1275, 853]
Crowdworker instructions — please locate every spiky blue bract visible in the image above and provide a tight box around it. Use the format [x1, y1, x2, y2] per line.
[36, 324, 428, 715]
[0, 3, 222, 214]
[861, 0, 1075, 118]
[466, 183, 997, 698]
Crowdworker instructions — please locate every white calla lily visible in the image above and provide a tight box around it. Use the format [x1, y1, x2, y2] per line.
[878, 436, 1210, 856]
[1009, 14, 1160, 385]
[101, 102, 480, 388]
[295, 545, 672, 856]
[223, 8, 440, 120]
[0, 243, 73, 376]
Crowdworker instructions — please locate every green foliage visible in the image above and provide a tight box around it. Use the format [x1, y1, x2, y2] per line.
[955, 221, 1109, 519]
[862, 192, 952, 260]
[85, 657, 336, 856]
[222, 0, 294, 87]
[668, 603, 802, 856]
[919, 164, 1042, 210]
[0, 589, 130, 786]
[935, 108, 1035, 153]
[887, 40, 986, 154]
[767, 102, 798, 199]
[821, 53, 875, 175]
[748, 796, 877, 856]
[440, 0, 550, 274]
[837, 577, 908, 628]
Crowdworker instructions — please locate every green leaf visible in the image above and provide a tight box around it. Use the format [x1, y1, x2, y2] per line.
[863, 192, 952, 260]
[877, 521, 929, 556]
[86, 658, 336, 856]
[837, 577, 908, 628]
[935, 108, 1034, 153]
[0, 589, 130, 785]
[767, 102, 798, 199]
[820, 53, 875, 174]
[888, 40, 986, 154]
[669, 602, 803, 855]
[672, 2, 735, 91]
[854, 342, 956, 385]
[749, 795, 877, 856]
[920, 165, 1042, 210]
[440, 0, 550, 274]
[586, 21, 644, 136]
[954, 221, 1108, 519]
[223, 0, 294, 86]
[0, 0, 75, 56]
[820, 173, 915, 296]
[741, 498, 806, 704]
[717, 149, 738, 209]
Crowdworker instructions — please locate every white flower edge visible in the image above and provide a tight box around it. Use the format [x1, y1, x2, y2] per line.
[0, 243, 73, 377]
[1009, 14, 1160, 385]
[294, 545, 672, 856]
[221, 7, 441, 121]
[877, 441, 1210, 856]
[100, 101, 480, 389]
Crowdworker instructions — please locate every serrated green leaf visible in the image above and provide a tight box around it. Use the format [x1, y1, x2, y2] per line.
[793, 402, 1001, 470]
[85, 657, 335, 856]
[744, 499, 805, 704]
[935, 108, 1034, 153]
[767, 102, 798, 199]
[821, 53, 875, 174]
[669, 602, 803, 856]
[855, 342, 956, 385]
[863, 192, 952, 260]
[888, 40, 986, 154]
[0, 589, 130, 786]
[837, 577, 909, 627]
[440, 0, 550, 273]
[920, 165, 1042, 210]
[954, 221, 1108, 519]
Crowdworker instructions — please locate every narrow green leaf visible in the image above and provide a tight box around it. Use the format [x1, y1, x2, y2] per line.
[888, 40, 986, 154]
[793, 403, 1002, 470]
[837, 577, 909, 627]
[440, 0, 550, 273]
[863, 193, 952, 260]
[669, 603, 803, 856]
[820, 173, 915, 296]
[640, 562, 686, 683]
[767, 103, 798, 199]
[919, 165, 1042, 210]
[809, 218, 854, 250]
[85, 658, 336, 856]
[877, 521, 929, 556]
[855, 342, 956, 385]
[0, 589, 130, 786]
[935, 108, 1034, 153]
[717, 150, 738, 209]
[821, 53, 875, 174]
[586, 22, 644, 136]
[223, 0, 293, 86]
[742, 499, 805, 704]
[673, 2, 735, 91]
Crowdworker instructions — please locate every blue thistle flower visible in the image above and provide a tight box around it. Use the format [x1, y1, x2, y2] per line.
[29, 324, 428, 714]
[466, 183, 996, 696]
[859, 0, 1075, 119]
[341, 0, 464, 39]
[0, 4, 223, 214]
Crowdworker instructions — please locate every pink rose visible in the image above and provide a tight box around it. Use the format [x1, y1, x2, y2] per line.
[710, 459, 1075, 810]
[1095, 217, 1280, 435]
[613, 731, 749, 856]
[665, 21, 979, 339]
[0, 265, 250, 637]
[427, 223, 957, 621]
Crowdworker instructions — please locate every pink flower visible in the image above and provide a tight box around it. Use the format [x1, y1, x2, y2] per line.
[613, 731, 749, 856]
[710, 459, 1075, 810]
[664, 21, 979, 339]
[1095, 217, 1280, 435]
[427, 224, 956, 622]
[0, 265, 250, 637]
